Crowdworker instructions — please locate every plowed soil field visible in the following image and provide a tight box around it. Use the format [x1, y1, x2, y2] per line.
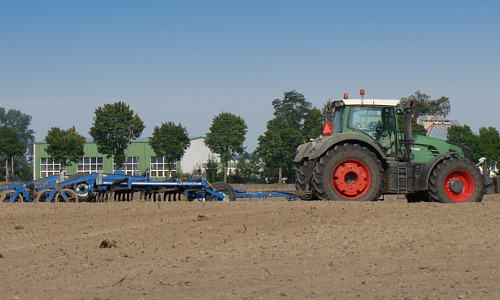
[1, 189, 500, 299]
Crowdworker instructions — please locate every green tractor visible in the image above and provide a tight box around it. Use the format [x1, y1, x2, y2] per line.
[295, 91, 497, 203]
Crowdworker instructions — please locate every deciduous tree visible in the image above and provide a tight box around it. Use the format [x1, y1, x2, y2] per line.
[89, 102, 145, 169]
[399, 91, 452, 136]
[256, 116, 302, 183]
[477, 127, 500, 170]
[400, 90, 451, 117]
[0, 127, 25, 180]
[272, 90, 312, 132]
[303, 107, 323, 140]
[448, 125, 500, 171]
[0, 107, 35, 154]
[0, 126, 24, 163]
[205, 112, 247, 182]
[149, 122, 190, 177]
[447, 125, 480, 161]
[233, 152, 263, 184]
[45, 126, 86, 170]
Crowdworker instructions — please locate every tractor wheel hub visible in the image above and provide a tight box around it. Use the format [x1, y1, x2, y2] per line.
[449, 179, 464, 193]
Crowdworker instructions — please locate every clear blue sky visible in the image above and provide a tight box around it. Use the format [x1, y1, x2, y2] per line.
[1, 0, 499, 151]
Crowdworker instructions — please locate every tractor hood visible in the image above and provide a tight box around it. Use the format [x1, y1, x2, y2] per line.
[411, 134, 465, 163]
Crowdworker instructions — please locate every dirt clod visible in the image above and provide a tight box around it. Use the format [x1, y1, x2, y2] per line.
[99, 239, 117, 248]
[196, 214, 208, 221]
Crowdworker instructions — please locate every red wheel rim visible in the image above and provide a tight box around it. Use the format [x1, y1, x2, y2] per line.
[331, 159, 371, 200]
[444, 169, 474, 202]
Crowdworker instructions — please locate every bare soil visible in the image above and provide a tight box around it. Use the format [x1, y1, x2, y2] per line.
[1, 190, 500, 299]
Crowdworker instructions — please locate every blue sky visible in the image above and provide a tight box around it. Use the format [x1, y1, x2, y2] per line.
[1, 0, 499, 151]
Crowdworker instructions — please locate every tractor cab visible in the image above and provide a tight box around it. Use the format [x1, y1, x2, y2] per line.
[326, 97, 401, 159]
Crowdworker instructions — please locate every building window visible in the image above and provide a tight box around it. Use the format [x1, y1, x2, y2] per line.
[40, 157, 61, 178]
[114, 157, 139, 175]
[77, 157, 104, 173]
[150, 157, 177, 178]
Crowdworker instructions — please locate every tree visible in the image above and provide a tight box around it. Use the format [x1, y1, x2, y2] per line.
[89, 102, 145, 169]
[0, 127, 25, 179]
[447, 125, 500, 171]
[398, 90, 452, 136]
[45, 126, 86, 170]
[149, 122, 190, 177]
[302, 107, 323, 140]
[256, 116, 302, 183]
[400, 90, 451, 117]
[322, 100, 334, 123]
[396, 116, 428, 136]
[477, 127, 500, 170]
[447, 125, 480, 161]
[0, 107, 35, 154]
[205, 112, 247, 182]
[205, 155, 220, 183]
[0, 107, 36, 181]
[272, 90, 312, 132]
[233, 152, 263, 184]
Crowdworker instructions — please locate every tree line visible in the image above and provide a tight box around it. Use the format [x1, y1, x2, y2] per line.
[1, 90, 499, 183]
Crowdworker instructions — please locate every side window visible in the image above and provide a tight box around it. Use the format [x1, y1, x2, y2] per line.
[332, 108, 344, 134]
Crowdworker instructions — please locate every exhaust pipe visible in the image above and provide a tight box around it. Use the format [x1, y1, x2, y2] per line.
[404, 101, 415, 161]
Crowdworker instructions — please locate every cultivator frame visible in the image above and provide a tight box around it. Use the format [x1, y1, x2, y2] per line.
[0, 171, 297, 203]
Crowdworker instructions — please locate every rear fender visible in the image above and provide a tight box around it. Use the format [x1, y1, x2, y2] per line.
[308, 135, 387, 161]
[294, 142, 314, 163]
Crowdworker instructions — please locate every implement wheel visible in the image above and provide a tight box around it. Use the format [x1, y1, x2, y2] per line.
[207, 182, 236, 201]
[429, 157, 484, 203]
[74, 182, 90, 201]
[0, 190, 25, 202]
[35, 189, 56, 202]
[313, 144, 383, 201]
[55, 189, 79, 203]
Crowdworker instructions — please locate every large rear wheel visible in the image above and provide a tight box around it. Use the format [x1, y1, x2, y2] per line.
[313, 144, 383, 201]
[295, 159, 315, 200]
[429, 157, 484, 203]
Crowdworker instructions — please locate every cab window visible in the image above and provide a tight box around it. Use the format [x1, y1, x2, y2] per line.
[347, 106, 383, 138]
[332, 108, 344, 134]
[348, 106, 397, 156]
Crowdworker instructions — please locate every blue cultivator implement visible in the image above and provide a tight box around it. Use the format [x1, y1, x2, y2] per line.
[0, 171, 297, 203]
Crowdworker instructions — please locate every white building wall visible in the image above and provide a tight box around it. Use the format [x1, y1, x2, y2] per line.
[180, 137, 219, 174]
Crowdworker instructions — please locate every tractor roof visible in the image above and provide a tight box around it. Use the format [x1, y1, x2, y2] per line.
[336, 99, 401, 107]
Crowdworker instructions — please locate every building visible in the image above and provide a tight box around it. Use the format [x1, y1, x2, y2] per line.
[417, 115, 461, 140]
[32, 137, 219, 180]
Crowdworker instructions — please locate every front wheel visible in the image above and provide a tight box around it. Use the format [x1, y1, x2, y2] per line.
[428, 157, 484, 203]
[312, 144, 383, 201]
